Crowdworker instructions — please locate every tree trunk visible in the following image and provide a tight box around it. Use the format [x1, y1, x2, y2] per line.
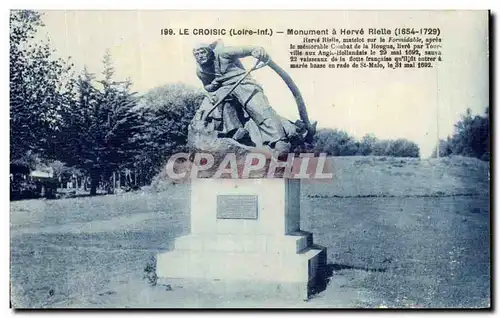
[90, 169, 100, 196]
[90, 179, 98, 196]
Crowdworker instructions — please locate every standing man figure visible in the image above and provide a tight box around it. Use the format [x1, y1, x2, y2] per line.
[193, 41, 291, 153]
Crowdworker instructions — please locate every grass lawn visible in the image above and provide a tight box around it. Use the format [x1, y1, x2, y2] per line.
[10, 156, 490, 308]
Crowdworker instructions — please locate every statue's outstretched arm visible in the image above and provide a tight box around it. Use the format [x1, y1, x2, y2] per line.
[219, 46, 268, 61]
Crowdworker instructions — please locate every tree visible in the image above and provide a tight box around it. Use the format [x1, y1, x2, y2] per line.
[450, 108, 489, 160]
[372, 140, 391, 156]
[311, 129, 419, 157]
[312, 128, 359, 156]
[133, 83, 204, 184]
[10, 10, 73, 161]
[386, 139, 420, 158]
[59, 52, 142, 195]
[372, 139, 419, 157]
[358, 133, 378, 155]
[47, 160, 83, 188]
[431, 137, 453, 158]
[432, 107, 489, 161]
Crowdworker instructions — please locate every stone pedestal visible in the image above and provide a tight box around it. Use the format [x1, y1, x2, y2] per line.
[156, 178, 326, 300]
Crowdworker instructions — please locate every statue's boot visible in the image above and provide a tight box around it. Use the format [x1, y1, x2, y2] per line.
[273, 140, 291, 155]
[232, 128, 249, 142]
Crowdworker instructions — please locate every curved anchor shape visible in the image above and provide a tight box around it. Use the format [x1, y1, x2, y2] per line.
[266, 59, 317, 143]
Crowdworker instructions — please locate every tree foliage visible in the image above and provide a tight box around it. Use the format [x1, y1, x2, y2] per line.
[433, 108, 489, 161]
[312, 129, 420, 157]
[312, 129, 359, 156]
[57, 52, 142, 195]
[10, 10, 73, 161]
[133, 84, 204, 184]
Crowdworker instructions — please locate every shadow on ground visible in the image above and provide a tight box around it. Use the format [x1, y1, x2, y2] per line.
[309, 260, 388, 298]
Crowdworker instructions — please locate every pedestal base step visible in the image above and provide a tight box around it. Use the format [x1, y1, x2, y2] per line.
[174, 231, 313, 254]
[156, 277, 317, 301]
[156, 245, 327, 300]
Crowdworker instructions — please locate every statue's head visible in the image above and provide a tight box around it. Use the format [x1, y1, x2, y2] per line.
[193, 43, 215, 66]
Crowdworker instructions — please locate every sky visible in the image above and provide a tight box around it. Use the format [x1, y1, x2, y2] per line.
[37, 10, 489, 157]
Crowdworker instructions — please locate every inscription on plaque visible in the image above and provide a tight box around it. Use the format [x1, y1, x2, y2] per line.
[217, 195, 258, 219]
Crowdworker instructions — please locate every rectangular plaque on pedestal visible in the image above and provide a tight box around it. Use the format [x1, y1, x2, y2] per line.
[217, 195, 258, 219]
